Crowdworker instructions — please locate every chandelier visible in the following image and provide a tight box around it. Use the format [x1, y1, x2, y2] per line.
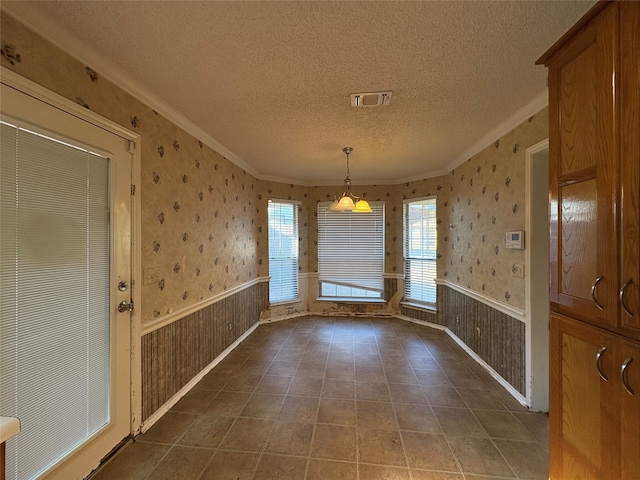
[328, 147, 372, 213]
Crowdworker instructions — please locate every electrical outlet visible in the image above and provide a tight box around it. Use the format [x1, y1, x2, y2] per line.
[143, 268, 161, 285]
[511, 263, 524, 279]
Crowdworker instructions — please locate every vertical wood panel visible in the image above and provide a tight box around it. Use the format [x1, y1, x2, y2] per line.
[141, 283, 261, 420]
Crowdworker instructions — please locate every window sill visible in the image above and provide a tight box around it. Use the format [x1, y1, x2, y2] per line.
[400, 301, 438, 313]
[270, 298, 301, 307]
[317, 297, 386, 304]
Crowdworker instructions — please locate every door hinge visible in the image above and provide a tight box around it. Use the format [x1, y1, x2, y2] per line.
[131, 184, 136, 195]
[127, 140, 136, 153]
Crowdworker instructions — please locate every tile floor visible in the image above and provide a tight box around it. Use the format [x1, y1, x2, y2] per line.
[91, 316, 549, 480]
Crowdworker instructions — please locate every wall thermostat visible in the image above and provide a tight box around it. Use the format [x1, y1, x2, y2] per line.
[505, 231, 524, 249]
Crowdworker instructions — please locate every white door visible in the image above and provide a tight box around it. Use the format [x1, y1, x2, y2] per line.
[0, 82, 132, 479]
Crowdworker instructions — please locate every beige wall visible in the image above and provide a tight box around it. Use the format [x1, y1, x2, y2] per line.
[1, 12, 547, 320]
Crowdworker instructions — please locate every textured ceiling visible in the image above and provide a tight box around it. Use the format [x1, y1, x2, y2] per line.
[4, 1, 595, 185]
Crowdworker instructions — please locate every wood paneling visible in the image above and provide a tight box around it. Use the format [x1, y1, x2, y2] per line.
[445, 287, 526, 395]
[141, 283, 263, 420]
[401, 284, 525, 395]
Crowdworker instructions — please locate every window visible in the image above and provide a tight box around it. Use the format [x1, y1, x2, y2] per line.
[268, 200, 299, 303]
[403, 197, 437, 305]
[317, 202, 384, 299]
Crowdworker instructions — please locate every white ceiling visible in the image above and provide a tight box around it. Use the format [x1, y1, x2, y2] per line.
[4, 1, 595, 185]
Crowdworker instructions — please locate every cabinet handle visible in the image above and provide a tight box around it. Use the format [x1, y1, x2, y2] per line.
[621, 357, 634, 396]
[596, 346, 608, 382]
[619, 278, 634, 317]
[591, 276, 604, 310]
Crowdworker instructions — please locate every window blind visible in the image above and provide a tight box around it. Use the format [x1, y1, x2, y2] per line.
[268, 200, 299, 303]
[0, 121, 110, 480]
[317, 202, 384, 297]
[403, 197, 437, 305]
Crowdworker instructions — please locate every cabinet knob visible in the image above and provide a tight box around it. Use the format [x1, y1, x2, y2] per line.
[591, 276, 604, 310]
[621, 357, 635, 396]
[596, 346, 608, 382]
[619, 278, 634, 317]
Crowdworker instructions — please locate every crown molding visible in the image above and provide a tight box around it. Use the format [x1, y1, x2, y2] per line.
[395, 89, 549, 184]
[2, 3, 548, 188]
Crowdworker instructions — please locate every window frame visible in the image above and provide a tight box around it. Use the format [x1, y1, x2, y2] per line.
[317, 201, 385, 302]
[267, 199, 300, 305]
[403, 196, 438, 307]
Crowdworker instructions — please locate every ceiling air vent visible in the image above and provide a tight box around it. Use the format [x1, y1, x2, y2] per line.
[350, 91, 392, 108]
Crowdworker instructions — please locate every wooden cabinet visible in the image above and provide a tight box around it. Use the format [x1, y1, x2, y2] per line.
[539, 0, 640, 337]
[540, 2, 640, 478]
[551, 313, 639, 479]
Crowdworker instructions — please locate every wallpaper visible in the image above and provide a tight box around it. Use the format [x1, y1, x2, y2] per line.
[1, 11, 547, 319]
[1, 14, 260, 323]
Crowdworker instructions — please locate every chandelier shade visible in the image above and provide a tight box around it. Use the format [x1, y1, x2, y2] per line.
[329, 147, 371, 213]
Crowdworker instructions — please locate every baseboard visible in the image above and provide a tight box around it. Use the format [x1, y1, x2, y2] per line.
[138, 321, 260, 434]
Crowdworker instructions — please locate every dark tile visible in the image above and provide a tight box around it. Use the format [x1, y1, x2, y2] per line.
[253, 454, 308, 480]
[395, 403, 440, 433]
[219, 417, 274, 452]
[457, 388, 507, 410]
[274, 348, 305, 363]
[203, 390, 251, 417]
[170, 388, 216, 414]
[296, 362, 326, 379]
[277, 395, 319, 423]
[424, 387, 466, 407]
[355, 365, 386, 383]
[264, 421, 314, 456]
[356, 400, 398, 430]
[473, 410, 536, 441]
[512, 412, 549, 445]
[306, 459, 357, 480]
[325, 363, 355, 381]
[266, 360, 299, 377]
[446, 370, 486, 389]
[178, 414, 234, 448]
[255, 375, 293, 394]
[90, 441, 170, 480]
[493, 439, 549, 479]
[300, 350, 329, 364]
[408, 356, 440, 370]
[322, 379, 356, 399]
[409, 470, 464, 480]
[146, 445, 213, 480]
[357, 428, 407, 466]
[358, 464, 411, 480]
[200, 450, 259, 480]
[327, 351, 355, 365]
[221, 372, 263, 392]
[310, 424, 357, 461]
[355, 353, 383, 366]
[388, 383, 429, 405]
[401, 432, 459, 472]
[385, 366, 419, 385]
[447, 436, 514, 477]
[240, 393, 285, 419]
[381, 355, 413, 369]
[138, 412, 198, 445]
[414, 369, 453, 387]
[356, 381, 391, 402]
[195, 371, 233, 390]
[288, 374, 323, 396]
[432, 407, 487, 437]
[317, 398, 356, 426]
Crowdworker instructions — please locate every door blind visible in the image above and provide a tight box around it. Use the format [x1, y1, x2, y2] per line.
[0, 121, 110, 480]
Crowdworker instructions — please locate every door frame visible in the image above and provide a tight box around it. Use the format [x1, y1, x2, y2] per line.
[0, 66, 143, 449]
[524, 138, 550, 411]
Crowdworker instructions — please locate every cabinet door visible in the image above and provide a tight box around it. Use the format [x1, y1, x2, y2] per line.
[620, 1, 640, 334]
[619, 338, 640, 479]
[547, 3, 619, 327]
[550, 314, 619, 479]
